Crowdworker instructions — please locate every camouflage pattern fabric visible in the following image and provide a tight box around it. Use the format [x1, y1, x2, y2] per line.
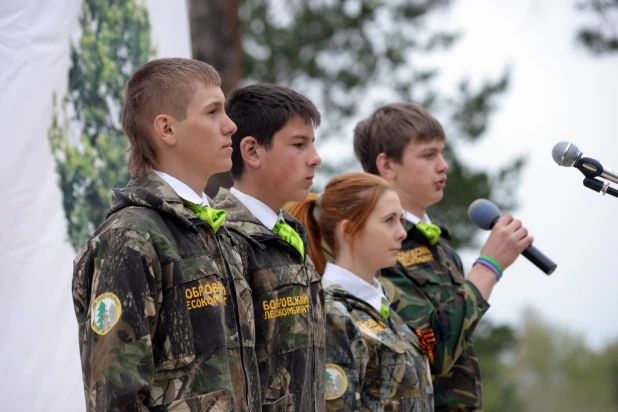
[379, 223, 490, 411]
[214, 188, 326, 412]
[72, 173, 261, 411]
[322, 280, 433, 412]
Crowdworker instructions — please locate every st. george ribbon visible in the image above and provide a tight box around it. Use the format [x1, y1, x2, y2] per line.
[468, 199, 557, 275]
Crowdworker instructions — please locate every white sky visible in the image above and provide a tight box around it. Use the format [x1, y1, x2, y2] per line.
[435, 0, 618, 350]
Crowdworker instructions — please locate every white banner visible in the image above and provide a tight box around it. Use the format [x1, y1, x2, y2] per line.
[0, 1, 191, 410]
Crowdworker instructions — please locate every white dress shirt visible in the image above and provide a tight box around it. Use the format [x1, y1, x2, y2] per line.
[153, 170, 209, 207]
[322, 262, 387, 314]
[403, 210, 431, 225]
[230, 186, 284, 229]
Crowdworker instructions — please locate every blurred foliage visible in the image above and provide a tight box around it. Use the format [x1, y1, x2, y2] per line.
[48, 0, 154, 250]
[475, 319, 525, 412]
[576, 0, 618, 55]
[477, 312, 618, 412]
[240, 0, 525, 249]
[512, 310, 618, 412]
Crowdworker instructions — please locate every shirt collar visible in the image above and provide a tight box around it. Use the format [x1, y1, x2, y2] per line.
[322, 262, 386, 313]
[403, 210, 431, 226]
[153, 170, 209, 207]
[230, 187, 284, 230]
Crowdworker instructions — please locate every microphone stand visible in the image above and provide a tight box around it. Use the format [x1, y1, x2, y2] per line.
[576, 157, 618, 199]
[582, 178, 618, 198]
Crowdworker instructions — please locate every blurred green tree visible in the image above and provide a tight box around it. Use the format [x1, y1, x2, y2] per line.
[48, 0, 155, 250]
[474, 319, 524, 412]
[604, 342, 618, 409]
[510, 309, 617, 412]
[476, 311, 618, 412]
[239, 0, 525, 248]
[575, 0, 618, 55]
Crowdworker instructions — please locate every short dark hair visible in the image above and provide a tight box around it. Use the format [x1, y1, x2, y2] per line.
[353, 102, 445, 175]
[122, 58, 221, 176]
[225, 84, 321, 179]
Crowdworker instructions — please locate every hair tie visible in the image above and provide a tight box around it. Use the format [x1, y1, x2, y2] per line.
[313, 193, 323, 219]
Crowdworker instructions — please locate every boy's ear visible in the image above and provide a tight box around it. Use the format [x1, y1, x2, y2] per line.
[240, 136, 261, 169]
[376, 153, 397, 180]
[153, 114, 176, 146]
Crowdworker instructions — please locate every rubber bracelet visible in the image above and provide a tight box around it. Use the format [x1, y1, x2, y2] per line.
[473, 259, 501, 282]
[477, 255, 504, 276]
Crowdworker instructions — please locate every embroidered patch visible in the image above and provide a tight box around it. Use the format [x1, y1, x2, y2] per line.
[398, 245, 433, 266]
[91, 293, 122, 336]
[185, 282, 228, 311]
[356, 318, 388, 337]
[262, 293, 311, 320]
[325, 364, 348, 400]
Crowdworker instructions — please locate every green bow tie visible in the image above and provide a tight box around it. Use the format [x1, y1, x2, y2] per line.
[185, 201, 226, 233]
[273, 221, 305, 259]
[416, 222, 441, 246]
[380, 299, 390, 320]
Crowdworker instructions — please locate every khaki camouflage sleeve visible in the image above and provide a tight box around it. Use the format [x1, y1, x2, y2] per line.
[324, 310, 368, 412]
[381, 266, 489, 376]
[73, 228, 160, 412]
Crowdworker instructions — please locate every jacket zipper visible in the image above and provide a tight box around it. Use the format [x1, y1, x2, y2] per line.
[254, 234, 318, 409]
[196, 220, 250, 411]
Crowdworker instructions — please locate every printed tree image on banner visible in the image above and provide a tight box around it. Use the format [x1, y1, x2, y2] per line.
[48, 0, 155, 250]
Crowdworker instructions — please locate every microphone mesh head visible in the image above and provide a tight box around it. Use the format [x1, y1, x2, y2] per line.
[468, 199, 501, 230]
[551, 141, 580, 166]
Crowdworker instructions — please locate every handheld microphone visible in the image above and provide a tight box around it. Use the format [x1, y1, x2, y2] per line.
[552, 141, 618, 184]
[468, 199, 557, 275]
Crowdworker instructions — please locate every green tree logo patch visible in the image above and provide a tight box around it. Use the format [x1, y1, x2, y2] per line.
[91, 292, 122, 335]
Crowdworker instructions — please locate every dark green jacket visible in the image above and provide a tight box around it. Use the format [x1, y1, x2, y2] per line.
[73, 173, 260, 411]
[214, 188, 326, 412]
[379, 224, 489, 411]
[323, 280, 434, 411]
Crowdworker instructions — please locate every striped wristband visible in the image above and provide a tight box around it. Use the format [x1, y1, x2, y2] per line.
[477, 255, 503, 275]
[474, 259, 501, 281]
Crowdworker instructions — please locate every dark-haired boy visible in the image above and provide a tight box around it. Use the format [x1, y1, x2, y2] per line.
[214, 84, 325, 411]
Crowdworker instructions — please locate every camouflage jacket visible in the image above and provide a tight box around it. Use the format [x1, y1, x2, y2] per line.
[379, 223, 490, 411]
[323, 280, 433, 412]
[72, 173, 260, 412]
[214, 188, 326, 412]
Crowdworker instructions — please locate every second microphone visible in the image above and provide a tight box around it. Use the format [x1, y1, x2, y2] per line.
[468, 199, 557, 275]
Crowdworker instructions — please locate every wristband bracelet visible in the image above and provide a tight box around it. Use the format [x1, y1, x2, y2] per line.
[477, 255, 504, 276]
[473, 259, 501, 282]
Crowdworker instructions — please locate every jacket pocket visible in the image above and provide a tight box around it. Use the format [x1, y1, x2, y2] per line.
[254, 264, 315, 359]
[155, 257, 234, 366]
[379, 359, 421, 402]
[262, 394, 295, 412]
[149, 388, 233, 411]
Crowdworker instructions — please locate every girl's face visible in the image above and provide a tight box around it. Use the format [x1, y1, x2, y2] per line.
[348, 189, 407, 273]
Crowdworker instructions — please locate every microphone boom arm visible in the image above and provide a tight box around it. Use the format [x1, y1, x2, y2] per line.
[583, 177, 618, 199]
